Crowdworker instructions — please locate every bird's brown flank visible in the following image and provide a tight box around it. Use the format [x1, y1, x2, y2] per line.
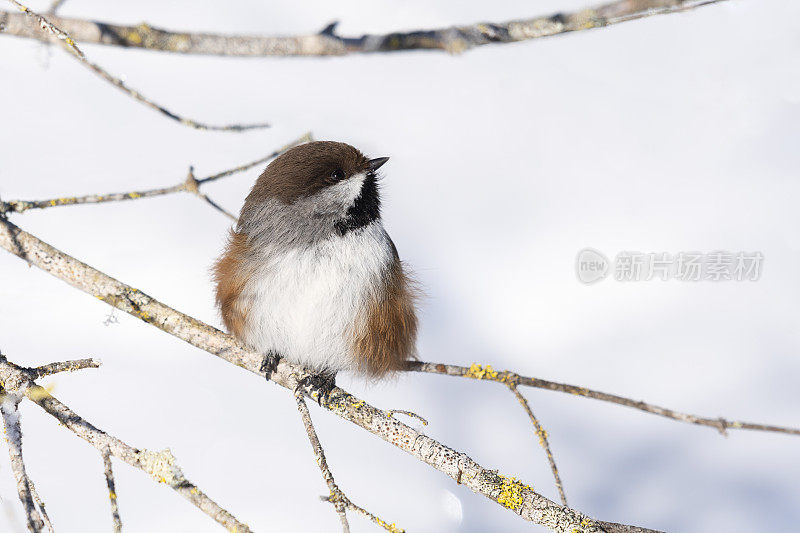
[212, 229, 251, 340]
[352, 257, 419, 377]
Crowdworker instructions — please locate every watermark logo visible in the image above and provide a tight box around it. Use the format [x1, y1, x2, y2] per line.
[576, 248, 610, 284]
[576, 249, 763, 284]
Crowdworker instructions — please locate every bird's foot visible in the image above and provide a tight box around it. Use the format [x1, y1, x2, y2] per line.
[299, 371, 337, 406]
[260, 350, 282, 380]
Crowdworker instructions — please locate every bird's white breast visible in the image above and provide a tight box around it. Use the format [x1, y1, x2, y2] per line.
[238, 221, 393, 373]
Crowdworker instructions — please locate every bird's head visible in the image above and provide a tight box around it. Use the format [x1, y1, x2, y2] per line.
[241, 141, 389, 239]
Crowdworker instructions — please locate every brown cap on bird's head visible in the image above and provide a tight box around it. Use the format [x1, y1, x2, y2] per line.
[245, 141, 389, 205]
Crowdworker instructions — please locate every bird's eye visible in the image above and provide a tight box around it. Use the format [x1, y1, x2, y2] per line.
[331, 169, 345, 181]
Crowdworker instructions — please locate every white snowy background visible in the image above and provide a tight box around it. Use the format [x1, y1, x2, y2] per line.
[1, 1, 798, 532]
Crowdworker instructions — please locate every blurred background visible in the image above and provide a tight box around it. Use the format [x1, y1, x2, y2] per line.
[1, 1, 798, 531]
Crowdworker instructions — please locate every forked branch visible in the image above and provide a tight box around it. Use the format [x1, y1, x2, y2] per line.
[0, 133, 311, 217]
[0, 353, 252, 532]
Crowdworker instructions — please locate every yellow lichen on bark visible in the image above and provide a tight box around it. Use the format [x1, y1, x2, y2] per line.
[465, 363, 499, 380]
[496, 474, 530, 510]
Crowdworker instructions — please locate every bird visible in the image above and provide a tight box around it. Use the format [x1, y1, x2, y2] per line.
[213, 141, 418, 399]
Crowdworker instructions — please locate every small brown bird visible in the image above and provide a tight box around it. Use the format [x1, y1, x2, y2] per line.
[213, 141, 418, 395]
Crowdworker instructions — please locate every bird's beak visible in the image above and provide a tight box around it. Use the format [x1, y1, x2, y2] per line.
[368, 157, 389, 171]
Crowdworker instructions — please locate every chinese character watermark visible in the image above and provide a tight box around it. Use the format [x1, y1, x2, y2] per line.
[576, 249, 763, 284]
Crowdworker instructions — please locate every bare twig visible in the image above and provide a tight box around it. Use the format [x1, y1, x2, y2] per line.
[196, 134, 316, 185]
[102, 449, 122, 533]
[0, 355, 252, 533]
[5, 0, 270, 131]
[31, 358, 101, 379]
[406, 362, 800, 437]
[322, 495, 405, 533]
[0, 394, 45, 533]
[27, 481, 54, 533]
[0, 133, 312, 217]
[184, 167, 238, 221]
[293, 384, 351, 532]
[26, 479, 53, 533]
[508, 382, 567, 506]
[293, 381, 403, 533]
[0, 218, 663, 533]
[0, 0, 727, 56]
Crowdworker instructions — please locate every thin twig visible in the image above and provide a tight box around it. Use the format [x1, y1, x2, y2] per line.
[0, 0, 727, 56]
[196, 132, 313, 185]
[406, 362, 800, 437]
[183, 167, 238, 221]
[507, 382, 567, 506]
[1, 394, 45, 533]
[102, 449, 122, 533]
[197, 192, 237, 221]
[5, 0, 270, 131]
[31, 358, 101, 379]
[0, 133, 312, 217]
[294, 382, 403, 533]
[0, 219, 661, 532]
[27, 481, 54, 533]
[322, 495, 406, 533]
[0, 355, 252, 533]
[293, 384, 351, 532]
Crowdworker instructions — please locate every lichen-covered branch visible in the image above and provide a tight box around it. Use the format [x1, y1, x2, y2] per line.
[4, 0, 270, 131]
[102, 449, 122, 533]
[0, 217, 659, 533]
[293, 382, 403, 533]
[0, 0, 726, 57]
[1, 394, 45, 533]
[0, 133, 311, 217]
[407, 362, 800, 437]
[0, 353, 252, 533]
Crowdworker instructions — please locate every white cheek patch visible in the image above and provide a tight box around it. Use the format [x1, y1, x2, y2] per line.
[322, 172, 367, 213]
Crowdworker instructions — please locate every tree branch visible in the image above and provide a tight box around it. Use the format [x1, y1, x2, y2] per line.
[0, 133, 312, 217]
[406, 362, 800, 437]
[31, 358, 101, 379]
[508, 382, 568, 506]
[102, 448, 122, 533]
[293, 381, 403, 532]
[3, 0, 270, 131]
[0, 354, 252, 533]
[294, 385, 351, 533]
[26, 475, 54, 533]
[0, 215, 659, 533]
[0, 0, 727, 57]
[0, 394, 45, 533]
